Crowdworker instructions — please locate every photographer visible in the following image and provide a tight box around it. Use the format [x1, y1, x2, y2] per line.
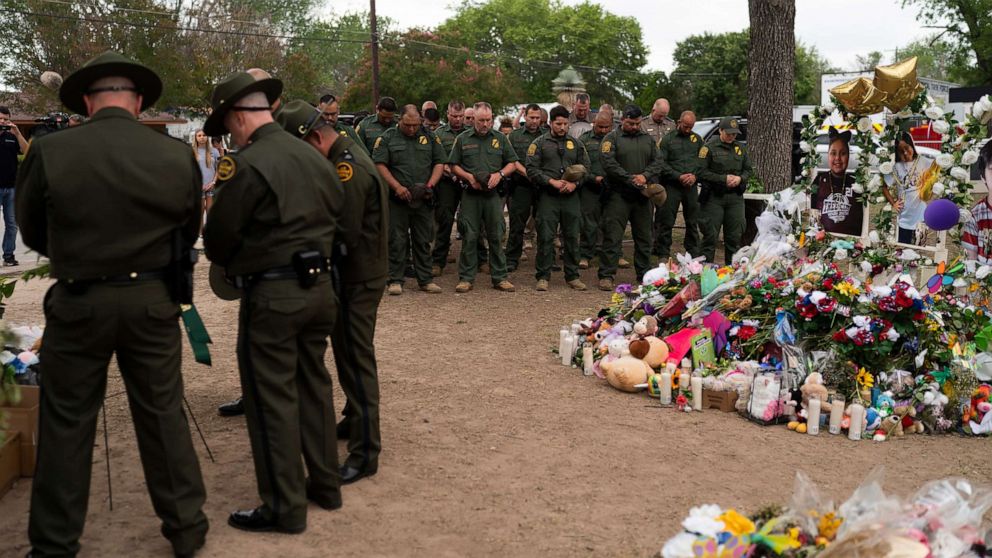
[0, 106, 28, 266]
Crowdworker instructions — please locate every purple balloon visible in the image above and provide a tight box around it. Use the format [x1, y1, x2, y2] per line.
[924, 198, 960, 231]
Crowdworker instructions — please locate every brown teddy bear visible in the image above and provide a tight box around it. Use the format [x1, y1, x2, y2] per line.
[894, 405, 925, 435]
[873, 415, 903, 441]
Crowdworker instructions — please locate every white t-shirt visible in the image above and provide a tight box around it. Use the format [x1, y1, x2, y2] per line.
[883, 155, 933, 229]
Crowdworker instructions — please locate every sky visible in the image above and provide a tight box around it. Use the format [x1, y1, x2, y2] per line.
[325, 0, 938, 73]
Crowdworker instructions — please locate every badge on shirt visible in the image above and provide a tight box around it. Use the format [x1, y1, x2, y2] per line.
[698, 146, 709, 158]
[565, 140, 574, 151]
[601, 140, 612, 153]
[419, 135, 428, 145]
[491, 138, 500, 149]
[336, 162, 354, 182]
[373, 137, 382, 150]
[435, 135, 442, 144]
[734, 145, 742, 156]
[217, 156, 237, 181]
[527, 143, 537, 156]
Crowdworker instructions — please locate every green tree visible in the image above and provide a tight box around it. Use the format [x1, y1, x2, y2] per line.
[630, 71, 688, 116]
[856, 50, 885, 71]
[342, 29, 525, 113]
[895, 36, 973, 83]
[794, 42, 836, 105]
[437, 0, 648, 105]
[903, 0, 992, 85]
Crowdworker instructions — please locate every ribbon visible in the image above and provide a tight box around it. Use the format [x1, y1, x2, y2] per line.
[181, 304, 212, 365]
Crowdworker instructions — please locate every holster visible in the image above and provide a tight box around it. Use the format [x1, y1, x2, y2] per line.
[168, 229, 196, 304]
[291, 250, 326, 289]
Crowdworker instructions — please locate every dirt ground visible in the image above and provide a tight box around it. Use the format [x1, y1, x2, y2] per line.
[2, 246, 992, 558]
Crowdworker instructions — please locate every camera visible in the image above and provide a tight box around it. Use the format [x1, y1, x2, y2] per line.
[30, 112, 69, 139]
[0, 125, 10, 132]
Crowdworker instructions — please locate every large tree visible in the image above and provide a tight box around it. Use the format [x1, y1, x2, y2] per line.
[437, 0, 648, 105]
[748, 0, 796, 194]
[903, 0, 992, 85]
[342, 29, 525, 112]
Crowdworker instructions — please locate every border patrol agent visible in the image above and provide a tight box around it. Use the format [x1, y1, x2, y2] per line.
[317, 93, 367, 154]
[373, 104, 446, 295]
[654, 111, 704, 259]
[504, 104, 544, 272]
[275, 100, 389, 486]
[699, 117, 753, 265]
[447, 102, 517, 293]
[431, 100, 487, 276]
[17, 51, 208, 558]
[203, 72, 345, 533]
[598, 105, 663, 290]
[356, 96, 397, 154]
[577, 113, 613, 269]
[526, 105, 591, 291]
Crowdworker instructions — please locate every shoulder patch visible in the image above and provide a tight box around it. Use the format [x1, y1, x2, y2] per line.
[698, 146, 709, 159]
[336, 162, 354, 182]
[734, 145, 742, 156]
[435, 135, 442, 144]
[690, 134, 698, 143]
[340, 129, 349, 137]
[565, 140, 574, 150]
[491, 138, 500, 149]
[419, 135, 428, 145]
[373, 137, 382, 150]
[601, 140, 612, 153]
[217, 156, 237, 181]
[526, 143, 537, 156]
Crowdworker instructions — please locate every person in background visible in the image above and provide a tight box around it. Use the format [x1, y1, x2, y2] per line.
[356, 96, 397, 153]
[0, 105, 28, 266]
[464, 106, 475, 128]
[962, 141, 992, 264]
[567, 92, 593, 140]
[318, 93, 364, 151]
[640, 98, 676, 144]
[882, 131, 933, 245]
[193, 129, 220, 237]
[698, 117, 752, 265]
[211, 135, 227, 158]
[577, 111, 613, 269]
[811, 127, 863, 236]
[423, 107, 441, 132]
[654, 110, 705, 259]
[505, 104, 545, 272]
[498, 117, 513, 135]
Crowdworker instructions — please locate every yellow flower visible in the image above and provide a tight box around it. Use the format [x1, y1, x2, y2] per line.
[948, 333, 958, 348]
[856, 368, 874, 389]
[834, 281, 860, 297]
[817, 512, 843, 541]
[718, 509, 756, 537]
[610, 293, 624, 305]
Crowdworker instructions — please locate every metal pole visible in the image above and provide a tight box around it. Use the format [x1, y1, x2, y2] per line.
[370, 0, 380, 106]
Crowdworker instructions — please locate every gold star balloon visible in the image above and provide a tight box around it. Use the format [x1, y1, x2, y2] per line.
[874, 56, 925, 112]
[830, 77, 888, 115]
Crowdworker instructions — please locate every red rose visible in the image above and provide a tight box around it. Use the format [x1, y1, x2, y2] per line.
[823, 278, 835, 290]
[739, 325, 757, 340]
[895, 290, 914, 309]
[832, 330, 848, 342]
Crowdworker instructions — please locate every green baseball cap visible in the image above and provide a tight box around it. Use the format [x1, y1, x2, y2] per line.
[275, 100, 324, 138]
[718, 117, 742, 135]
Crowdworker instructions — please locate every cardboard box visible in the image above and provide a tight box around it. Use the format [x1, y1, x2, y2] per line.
[0, 432, 22, 500]
[703, 389, 739, 413]
[1, 385, 40, 446]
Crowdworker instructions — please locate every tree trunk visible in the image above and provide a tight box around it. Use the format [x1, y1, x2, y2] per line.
[748, 0, 796, 194]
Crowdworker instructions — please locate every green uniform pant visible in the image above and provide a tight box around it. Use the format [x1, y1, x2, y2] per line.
[29, 281, 208, 557]
[536, 194, 581, 281]
[701, 193, 745, 265]
[458, 192, 507, 284]
[238, 278, 339, 530]
[388, 198, 434, 286]
[598, 194, 653, 281]
[432, 179, 487, 268]
[654, 183, 701, 258]
[505, 185, 539, 269]
[331, 276, 385, 470]
[579, 187, 604, 261]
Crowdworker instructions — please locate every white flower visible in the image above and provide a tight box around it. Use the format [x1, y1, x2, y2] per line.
[933, 120, 950, 134]
[852, 183, 864, 194]
[906, 286, 921, 299]
[846, 326, 861, 338]
[810, 291, 828, 304]
[868, 154, 879, 167]
[682, 505, 724, 538]
[868, 175, 882, 192]
[662, 533, 697, 558]
[936, 153, 955, 169]
[953, 277, 967, 288]
[801, 168, 809, 178]
[823, 102, 836, 114]
[899, 249, 921, 261]
[854, 315, 872, 328]
[951, 167, 970, 182]
[883, 203, 893, 212]
[860, 261, 873, 274]
[973, 96, 992, 123]
[834, 248, 848, 261]
[932, 182, 945, 197]
[886, 328, 900, 342]
[868, 230, 880, 244]
[857, 117, 872, 133]
[879, 161, 894, 175]
[925, 105, 944, 120]
[875, 195, 886, 204]
[977, 265, 992, 280]
[877, 147, 890, 159]
[962, 150, 980, 165]
[799, 141, 811, 153]
[942, 134, 951, 143]
[960, 208, 973, 223]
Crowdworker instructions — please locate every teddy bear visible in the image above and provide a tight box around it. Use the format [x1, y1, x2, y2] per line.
[600, 355, 651, 393]
[964, 384, 992, 435]
[796, 373, 833, 423]
[894, 405, 925, 435]
[873, 414, 904, 441]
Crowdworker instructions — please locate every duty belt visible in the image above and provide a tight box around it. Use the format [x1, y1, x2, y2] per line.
[63, 269, 167, 287]
[232, 260, 332, 288]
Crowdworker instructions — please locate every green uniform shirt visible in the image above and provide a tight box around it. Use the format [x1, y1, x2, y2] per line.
[448, 128, 517, 195]
[600, 128, 663, 200]
[371, 127, 446, 187]
[329, 135, 388, 283]
[355, 114, 396, 154]
[525, 132, 590, 196]
[508, 126, 543, 163]
[657, 129, 704, 185]
[435, 123, 469, 155]
[16, 106, 201, 279]
[578, 129, 608, 185]
[698, 138, 753, 196]
[335, 122, 366, 153]
[204, 122, 344, 276]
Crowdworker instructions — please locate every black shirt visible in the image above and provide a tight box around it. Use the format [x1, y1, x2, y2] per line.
[0, 131, 21, 188]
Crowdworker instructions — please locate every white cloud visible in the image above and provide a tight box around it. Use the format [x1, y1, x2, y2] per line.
[325, 0, 938, 74]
